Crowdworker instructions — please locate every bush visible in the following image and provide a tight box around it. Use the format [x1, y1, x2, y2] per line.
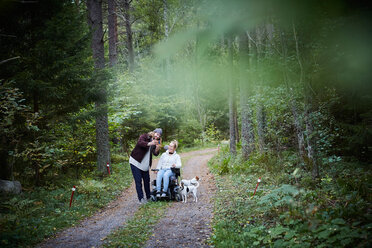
[209, 150, 371, 248]
[0, 158, 133, 248]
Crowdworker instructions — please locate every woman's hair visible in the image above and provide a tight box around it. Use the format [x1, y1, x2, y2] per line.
[170, 140, 178, 150]
[148, 131, 155, 137]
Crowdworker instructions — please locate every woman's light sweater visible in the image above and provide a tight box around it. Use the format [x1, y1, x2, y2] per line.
[156, 150, 182, 170]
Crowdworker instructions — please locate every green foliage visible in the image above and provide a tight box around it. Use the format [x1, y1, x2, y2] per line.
[0, 82, 30, 179]
[177, 119, 203, 147]
[209, 150, 371, 247]
[0, 157, 132, 247]
[0, 1, 98, 185]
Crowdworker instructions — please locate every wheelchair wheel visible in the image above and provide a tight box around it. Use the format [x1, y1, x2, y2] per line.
[150, 195, 157, 202]
[175, 193, 182, 202]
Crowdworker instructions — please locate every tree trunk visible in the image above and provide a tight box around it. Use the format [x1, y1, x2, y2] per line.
[194, 86, 206, 131]
[292, 22, 318, 176]
[253, 28, 266, 153]
[123, 0, 134, 72]
[290, 96, 307, 161]
[239, 33, 255, 160]
[108, 0, 118, 66]
[266, 22, 274, 56]
[228, 38, 236, 155]
[87, 0, 111, 174]
[279, 28, 306, 164]
[256, 103, 266, 152]
[229, 86, 237, 155]
[163, 0, 170, 78]
[163, 0, 169, 39]
[234, 107, 239, 143]
[305, 102, 318, 179]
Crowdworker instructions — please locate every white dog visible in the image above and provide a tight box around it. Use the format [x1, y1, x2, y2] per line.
[180, 181, 199, 203]
[181, 176, 200, 187]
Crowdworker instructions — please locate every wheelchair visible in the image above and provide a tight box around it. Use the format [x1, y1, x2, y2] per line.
[150, 168, 182, 202]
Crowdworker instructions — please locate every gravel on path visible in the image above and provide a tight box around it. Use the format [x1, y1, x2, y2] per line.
[37, 147, 217, 248]
[145, 149, 217, 248]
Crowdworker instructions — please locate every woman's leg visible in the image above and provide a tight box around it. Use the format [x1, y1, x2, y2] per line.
[156, 169, 166, 192]
[130, 164, 143, 202]
[142, 170, 151, 200]
[162, 169, 174, 192]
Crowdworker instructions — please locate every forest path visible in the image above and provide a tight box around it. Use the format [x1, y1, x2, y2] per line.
[37, 147, 217, 248]
[145, 148, 217, 248]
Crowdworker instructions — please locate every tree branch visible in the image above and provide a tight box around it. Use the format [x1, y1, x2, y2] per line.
[0, 56, 21, 65]
[0, 34, 17, 38]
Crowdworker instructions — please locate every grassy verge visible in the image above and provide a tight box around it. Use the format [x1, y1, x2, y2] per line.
[208, 148, 371, 247]
[102, 201, 169, 247]
[0, 154, 132, 248]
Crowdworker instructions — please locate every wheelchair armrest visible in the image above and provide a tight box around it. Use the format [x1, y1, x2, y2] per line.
[171, 167, 181, 177]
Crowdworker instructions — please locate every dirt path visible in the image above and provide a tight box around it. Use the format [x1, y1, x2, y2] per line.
[37, 148, 217, 248]
[145, 148, 217, 248]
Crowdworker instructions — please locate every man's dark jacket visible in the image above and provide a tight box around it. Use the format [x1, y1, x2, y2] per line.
[130, 133, 159, 168]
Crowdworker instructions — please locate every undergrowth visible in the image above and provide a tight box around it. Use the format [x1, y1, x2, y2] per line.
[208, 147, 371, 247]
[0, 154, 132, 248]
[102, 201, 169, 247]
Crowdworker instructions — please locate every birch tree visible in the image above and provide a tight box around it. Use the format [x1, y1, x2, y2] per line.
[239, 33, 255, 160]
[228, 38, 237, 155]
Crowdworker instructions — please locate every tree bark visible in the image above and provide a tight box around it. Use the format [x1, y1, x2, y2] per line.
[163, 0, 170, 78]
[123, 0, 134, 72]
[108, 0, 118, 66]
[87, 0, 111, 174]
[256, 103, 266, 152]
[239, 33, 255, 160]
[290, 95, 307, 161]
[234, 107, 239, 143]
[279, 28, 307, 164]
[228, 38, 237, 155]
[305, 101, 319, 179]
[266, 23, 274, 56]
[292, 22, 318, 177]
[163, 0, 169, 39]
[229, 86, 237, 155]
[252, 27, 266, 152]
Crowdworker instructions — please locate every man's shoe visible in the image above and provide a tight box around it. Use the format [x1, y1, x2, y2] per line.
[140, 198, 148, 204]
[156, 191, 161, 197]
[161, 192, 166, 197]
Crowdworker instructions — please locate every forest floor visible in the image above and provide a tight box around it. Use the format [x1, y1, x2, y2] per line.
[37, 148, 217, 248]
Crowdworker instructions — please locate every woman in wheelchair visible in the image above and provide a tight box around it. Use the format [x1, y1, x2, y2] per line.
[154, 140, 181, 197]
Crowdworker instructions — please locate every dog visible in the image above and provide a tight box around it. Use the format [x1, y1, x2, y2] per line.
[180, 181, 199, 203]
[181, 176, 200, 187]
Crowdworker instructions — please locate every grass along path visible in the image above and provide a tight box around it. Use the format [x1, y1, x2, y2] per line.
[0, 157, 132, 248]
[33, 147, 217, 248]
[102, 148, 218, 248]
[101, 201, 169, 247]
